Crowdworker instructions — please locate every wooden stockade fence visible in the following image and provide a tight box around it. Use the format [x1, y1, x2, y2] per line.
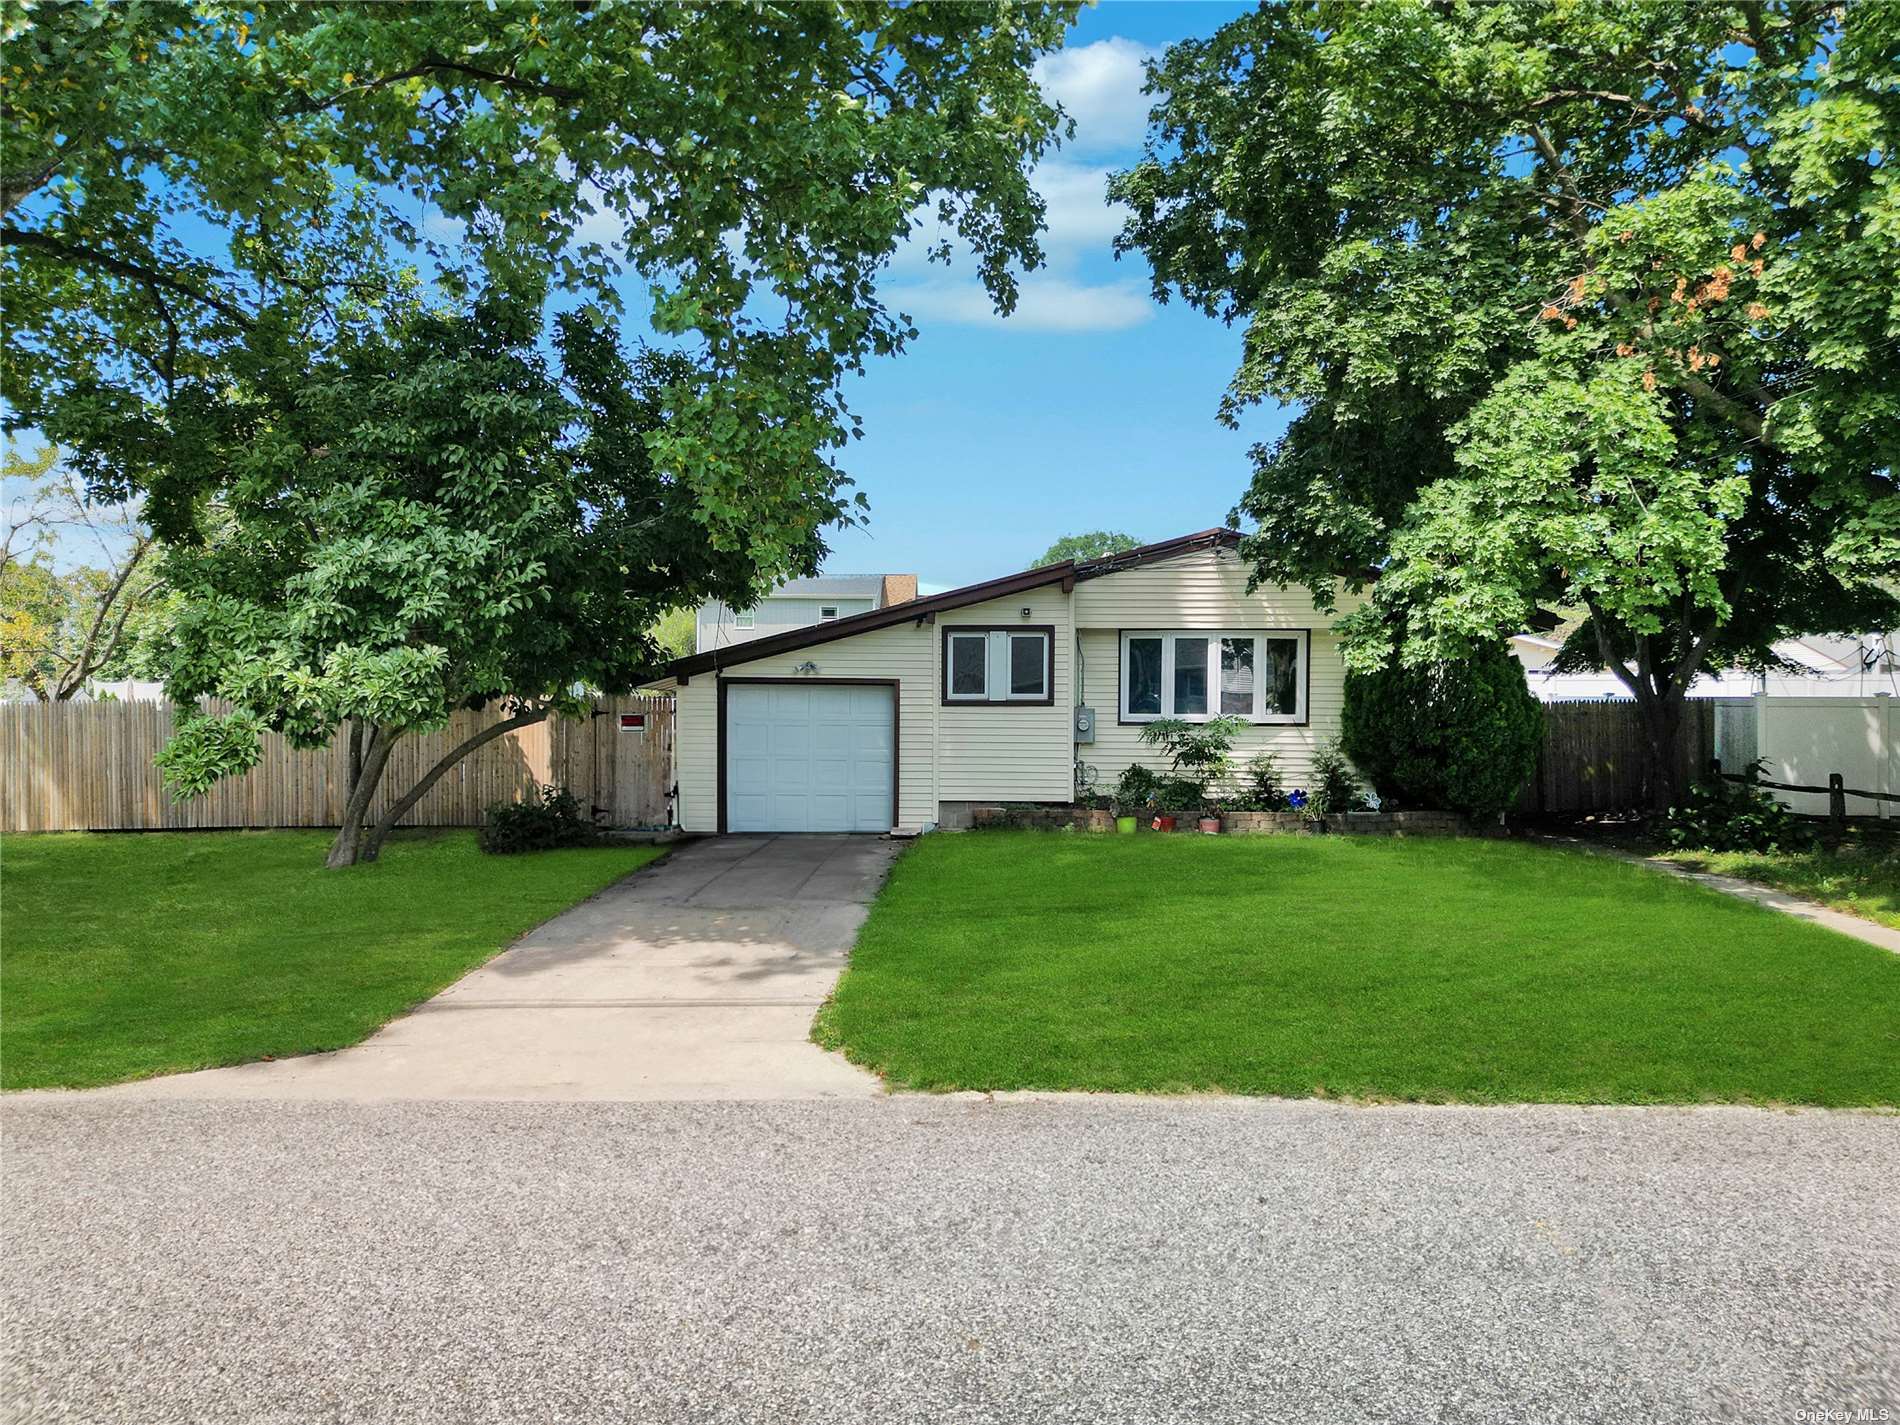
[0, 695, 674, 834]
[1520, 699, 1718, 816]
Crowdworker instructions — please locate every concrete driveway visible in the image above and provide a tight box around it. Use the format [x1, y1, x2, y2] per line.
[105, 835, 901, 1101]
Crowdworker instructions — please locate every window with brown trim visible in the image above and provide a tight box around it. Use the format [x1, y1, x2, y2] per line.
[1120, 629, 1306, 724]
[942, 626, 1054, 705]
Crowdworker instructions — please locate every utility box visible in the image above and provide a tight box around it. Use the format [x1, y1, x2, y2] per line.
[1073, 705, 1096, 744]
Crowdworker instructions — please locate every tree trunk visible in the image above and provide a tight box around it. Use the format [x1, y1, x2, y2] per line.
[1586, 602, 1703, 816]
[356, 705, 551, 863]
[326, 725, 400, 869]
[1633, 686, 1687, 814]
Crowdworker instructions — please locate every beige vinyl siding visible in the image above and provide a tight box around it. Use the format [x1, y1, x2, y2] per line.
[672, 677, 719, 832]
[935, 587, 1074, 803]
[1074, 546, 1364, 791]
[673, 620, 937, 832]
[671, 543, 1361, 830]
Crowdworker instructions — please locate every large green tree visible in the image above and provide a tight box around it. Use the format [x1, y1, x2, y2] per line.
[152, 304, 795, 868]
[3, 0, 1077, 573]
[1, 443, 162, 700]
[1038, 530, 1140, 566]
[1113, 0, 1899, 806]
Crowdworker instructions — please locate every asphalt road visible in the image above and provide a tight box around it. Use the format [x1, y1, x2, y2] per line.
[4, 1095, 1896, 1424]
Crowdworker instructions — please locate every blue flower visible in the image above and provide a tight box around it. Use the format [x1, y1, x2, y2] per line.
[1287, 789, 1308, 810]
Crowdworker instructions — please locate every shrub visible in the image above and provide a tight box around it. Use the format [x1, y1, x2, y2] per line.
[1137, 715, 1243, 813]
[1153, 776, 1204, 817]
[1231, 751, 1290, 812]
[1110, 763, 1160, 815]
[1656, 767, 1813, 853]
[479, 784, 601, 855]
[1340, 643, 1543, 819]
[1307, 738, 1366, 817]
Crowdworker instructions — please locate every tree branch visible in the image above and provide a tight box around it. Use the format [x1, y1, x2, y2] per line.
[0, 226, 252, 327]
[57, 536, 154, 699]
[287, 54, 582, 116]
[361, 704, 553, 857]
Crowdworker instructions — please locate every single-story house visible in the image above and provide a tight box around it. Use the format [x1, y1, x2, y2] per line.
[654, 529, 1366, 834]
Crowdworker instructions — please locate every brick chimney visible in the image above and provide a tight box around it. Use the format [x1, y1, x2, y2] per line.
[879, 574, 918, 608]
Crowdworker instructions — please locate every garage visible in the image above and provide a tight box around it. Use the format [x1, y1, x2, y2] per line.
[722, 681, 895, 832]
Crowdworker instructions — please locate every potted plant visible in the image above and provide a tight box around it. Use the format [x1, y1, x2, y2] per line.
[1137, 716, 1242, 837]
[1110, 764, 1157, 835]
[1197, 799, 1223, 835]
[1149, 775, 1199, 832]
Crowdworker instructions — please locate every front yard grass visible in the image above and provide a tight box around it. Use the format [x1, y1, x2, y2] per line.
[815, 832, 1900, 1106]
[2, 829, 665, 1091]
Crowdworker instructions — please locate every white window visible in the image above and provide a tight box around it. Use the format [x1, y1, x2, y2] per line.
[819, 605, 839, 622]
[732, 608, 754, 630]
[944, 627, 1052, 703]
[1120, 630, 1306, 724]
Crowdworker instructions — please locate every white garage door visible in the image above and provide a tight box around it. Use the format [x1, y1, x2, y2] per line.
[725, 683, 894, 832]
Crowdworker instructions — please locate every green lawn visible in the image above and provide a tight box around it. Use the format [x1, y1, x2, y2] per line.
[814, 832, 1900, 1106]
[1650, 833, 1900, 931]
[2, 829, 665, 1091]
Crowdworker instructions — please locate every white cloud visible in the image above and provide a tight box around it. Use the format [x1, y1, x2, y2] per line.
[879, 37, 1164, 335]
[1035, 158, 1128, 252]
[892, 159, 1125, 273]
[1034, 37, 1156, 154]
[885, 274, 1153, 333]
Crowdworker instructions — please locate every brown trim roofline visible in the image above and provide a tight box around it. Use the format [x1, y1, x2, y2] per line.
[665, 527, 1244, 680]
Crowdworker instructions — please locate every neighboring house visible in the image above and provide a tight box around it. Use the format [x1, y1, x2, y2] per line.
[1512, 629, 1900, 701]
[656, 529, 1366, 833]
[1, 678, 167, 703]
[695, 574, 919, 654]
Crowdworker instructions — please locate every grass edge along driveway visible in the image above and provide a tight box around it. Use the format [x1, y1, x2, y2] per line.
[3, 829, 666, 1091]
[814, 832, 1900, 1107]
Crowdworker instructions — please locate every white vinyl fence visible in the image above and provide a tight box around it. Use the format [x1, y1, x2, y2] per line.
[1715, 696, 1897, 818]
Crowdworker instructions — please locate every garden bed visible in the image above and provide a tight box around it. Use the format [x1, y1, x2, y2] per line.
[967, 804, 1475, 837]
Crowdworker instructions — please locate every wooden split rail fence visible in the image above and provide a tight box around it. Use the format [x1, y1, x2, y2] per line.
[0, 696, 674, 834]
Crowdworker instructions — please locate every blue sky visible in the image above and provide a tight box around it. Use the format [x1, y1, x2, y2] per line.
[826, 1, 1270, 590]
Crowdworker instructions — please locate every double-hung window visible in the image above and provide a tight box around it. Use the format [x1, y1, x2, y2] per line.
[943, 626, 1053, 704]
[1120, 630, 1306, 724]
[732, 608, 754, 630]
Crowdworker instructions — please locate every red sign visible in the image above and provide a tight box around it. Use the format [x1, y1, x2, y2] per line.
[619, 713, 646, 731]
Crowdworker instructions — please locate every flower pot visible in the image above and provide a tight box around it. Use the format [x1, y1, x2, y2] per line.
[1197, 816, 1222, 835]
[1082, 809, 1115, 834]
[1151, 815, 1177, 833]
[1115, 815, 1138, 835]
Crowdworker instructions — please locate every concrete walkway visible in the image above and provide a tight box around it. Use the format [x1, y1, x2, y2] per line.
[1547, 836, 1900, 955]
[99, 836, 901, 1102]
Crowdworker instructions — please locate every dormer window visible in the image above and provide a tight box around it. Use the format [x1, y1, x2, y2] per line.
[819, 606, 839, 621]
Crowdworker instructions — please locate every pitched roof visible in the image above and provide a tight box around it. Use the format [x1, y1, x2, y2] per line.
[768, 575, 886, 600]
[665, 528, 1241, 679]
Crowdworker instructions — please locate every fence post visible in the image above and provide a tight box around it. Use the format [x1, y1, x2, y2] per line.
[1829, 772, 1847, 831]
